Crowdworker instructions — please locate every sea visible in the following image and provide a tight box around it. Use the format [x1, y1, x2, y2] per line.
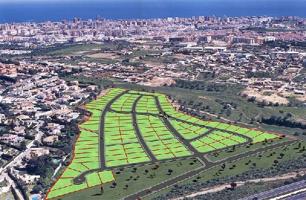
[0, 0, 306, 23]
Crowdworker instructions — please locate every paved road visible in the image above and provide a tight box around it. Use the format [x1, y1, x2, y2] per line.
[285, 191, 306, 200]
[0, 130, 43, 175]
[98, 90, 128, 169]
[240, 180, 306, 200]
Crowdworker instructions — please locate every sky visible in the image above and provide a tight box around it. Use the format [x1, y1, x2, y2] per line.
[0, 0, 301, 2]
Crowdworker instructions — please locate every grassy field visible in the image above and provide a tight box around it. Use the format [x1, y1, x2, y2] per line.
[191, 131, 248, 153]
[145, 141, 306, 200]
[206, 137, 291, 162]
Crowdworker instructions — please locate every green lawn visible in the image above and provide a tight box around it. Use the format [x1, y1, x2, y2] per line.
[137, 115, 192, 160]
[169, 119, 211, 140]
[191, 131, 248, 153]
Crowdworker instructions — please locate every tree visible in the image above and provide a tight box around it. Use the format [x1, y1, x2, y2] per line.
[20, 141, 27, 151]
[221, 163, 226, 169]
[111, 182, 117, 188]
[230, 182, 237, 190]
[25, 155, 54, 178]
[32, 184, 43, 193]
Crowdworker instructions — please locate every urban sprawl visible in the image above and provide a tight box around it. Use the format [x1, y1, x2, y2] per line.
[0, 16, 306, 200]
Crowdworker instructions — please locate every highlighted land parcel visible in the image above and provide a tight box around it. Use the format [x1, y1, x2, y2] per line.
[46, 88, 283, 199]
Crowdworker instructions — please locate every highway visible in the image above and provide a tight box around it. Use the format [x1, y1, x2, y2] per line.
[240, 180, 306, 200]
[285, 191, 306, 200]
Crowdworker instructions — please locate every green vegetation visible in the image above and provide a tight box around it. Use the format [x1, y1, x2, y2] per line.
[60, 158, 202, 200]
[147, 141, 306, 200]
[111, 93, 139, 112]
[206, 137, 291, 162]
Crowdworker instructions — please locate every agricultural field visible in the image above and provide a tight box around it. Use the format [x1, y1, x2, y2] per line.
[46, 88, 295, 200]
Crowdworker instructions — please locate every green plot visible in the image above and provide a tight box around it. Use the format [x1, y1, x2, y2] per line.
[111, 93, 140, 112]
[205, 121, 221, 128]
[136, 96, 159, 114]
[137, 115, 191, 160]
[253, 132, 279, 143]
[61, 169, 80, 178]
[191, 131, 248, 153]
[225, 125, 241, 132]
[105, 143, 150, 167]
[232, 128, 279, 143]
[52, 178, 72, 190]
[47, 182, 87, 199]
[99, 171, 115, 183]
[79, 121, 99, 132]
[86, 173, 102, 187]
[215, 123, 231, 130]
[82, 162, 99, 170]
[170, 119, 210, 139]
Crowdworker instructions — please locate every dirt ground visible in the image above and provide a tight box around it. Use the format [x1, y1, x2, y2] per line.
[86, 52, 119, 59]
[241, 88, 289, 105]
[141, 77, 175, 87]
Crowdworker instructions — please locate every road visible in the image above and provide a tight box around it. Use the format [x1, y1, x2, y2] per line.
[283, 190, 306, 200]
[132, 95, 158, 162]
[174, 169, 306, 200]
[3, 173, 24, 200]
[0, 130, 43, 175]
[98, 90, 128, 169]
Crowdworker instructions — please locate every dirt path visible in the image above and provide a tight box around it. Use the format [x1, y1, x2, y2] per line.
[98, 88, 110, 97]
